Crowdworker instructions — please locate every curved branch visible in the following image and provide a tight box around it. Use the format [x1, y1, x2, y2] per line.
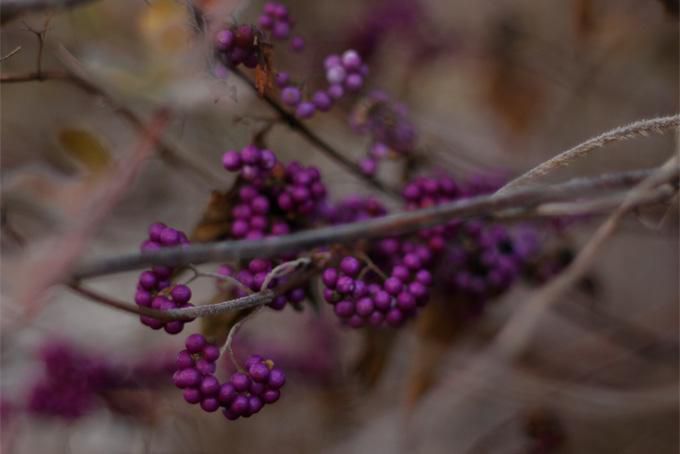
[71, 168, 659, 280]
[497, 114, 680, 193]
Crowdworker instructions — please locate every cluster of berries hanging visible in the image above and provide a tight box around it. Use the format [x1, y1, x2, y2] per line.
[173, 334, 285, 420]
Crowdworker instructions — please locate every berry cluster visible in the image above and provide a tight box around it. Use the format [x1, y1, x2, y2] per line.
[217, 259, 306, 310]
[215, 24, 263, 69]
[321, 253, 432, 328]
[222, 144, 277, 185]
[325, 50, 368, 94]
[135, 223, 195, 334]
[350, 90, 417, 175]
[28, 342, 113, 419]
[321, 195, 387, 224]
[275, 49, 367, 120]
[222, 354, 285, 420]
[276, 161, 327, 215]
[258, 2, 304, 51]
[173, 334, 285, 420]
[440, 221, 538, 310]
[402, 175, 461, 251]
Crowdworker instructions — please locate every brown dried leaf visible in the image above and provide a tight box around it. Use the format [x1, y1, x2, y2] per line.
[255, 44, 274, 96]
[190, 189, 237, 243]
[351, 328, 398, 388]
[404, 294, 470, 409]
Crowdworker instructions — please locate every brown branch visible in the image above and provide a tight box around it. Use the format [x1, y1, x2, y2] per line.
[231, 68, 401, 197]
[493, 156, 680, 359]
[0, 69, 223, 188]
[70, 168, 666, 280]
[68, 260, 322, 320]
[1, 0, 99, 24]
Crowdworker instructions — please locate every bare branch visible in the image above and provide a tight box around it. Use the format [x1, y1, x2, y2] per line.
[0, 67, 224, 188]
[71, 168, 660, 280]
[493, 156, 679, 359]
[1, 0, 98, 24]
[231, 68, 401, 197]
[498, 114, 680, 193]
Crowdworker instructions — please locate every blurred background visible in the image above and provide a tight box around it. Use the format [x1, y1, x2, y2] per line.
[1, 0, 678, 452]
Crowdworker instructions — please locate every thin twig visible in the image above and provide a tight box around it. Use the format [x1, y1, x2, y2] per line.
[497, 114, 680, 193]
[0, 67, 223, 188]
[68, 259, 323, 321]
[494, 156, 679, 359]
[231, 68, 401, 197]
[0, 46, 22, 62]
[2, 0, 98, 24]
[71, 168, 657, 280]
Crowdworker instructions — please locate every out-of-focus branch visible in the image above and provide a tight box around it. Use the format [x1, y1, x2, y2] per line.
[231, 68, 402, 197]
[71, 168, 667, 280]
[498, 114, 680, 193]
[1, 0, 98, 24]
[0, 68, 223, 188]
[494, 156, 680, 358]
[16, 109, 172, 319]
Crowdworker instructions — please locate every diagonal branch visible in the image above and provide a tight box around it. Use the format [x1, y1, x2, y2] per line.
[71, 168, 664, 280]
[0, 68, 224, 188]
[497, 114, 680, 193]
[231, 68, 401, 197]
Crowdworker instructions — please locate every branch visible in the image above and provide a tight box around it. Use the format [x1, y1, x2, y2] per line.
[0, 69, 223, 188]
[497, 114, 680, 193]
[231, 68, 401, 197]
[68, 259, 322, 320]
[1, 0, 98, 24]
[71, 168, 662, 280]
[493, 156, 680, 359]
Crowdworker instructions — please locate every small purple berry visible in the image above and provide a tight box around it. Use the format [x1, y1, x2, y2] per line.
[185, 334, 206, 353]
[183, 388, 202, 404]
[201, 398, 220, 412]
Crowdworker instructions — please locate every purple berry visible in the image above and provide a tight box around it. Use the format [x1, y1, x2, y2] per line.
[185, 334, 206, 354]
[281, 86, 301, 106]
[183, 388, 202, 404]
[339, 256, 361, 277]
[201, 398, 220, 412]
[222, 150, 242, 171]
[267, 368, 286, 389]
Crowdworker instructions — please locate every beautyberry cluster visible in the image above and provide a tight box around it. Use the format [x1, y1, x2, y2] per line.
[442, 223, 532, 303]
[217, 259, 306, 310]
[325, 50, 368, 94]
[28, 342, 113, 419]
[350, 91, 417, 175]
[258, 2, 304, 51]
[402, 174, 461, 251]
[276, 161, 327, 215]
[135, 223, 195, 334]
[173, 334, 285, 420]
[222, 354, 285, 420]
[321, 253, 432, 328]
[321, 195, 387, 224]
[215, 24, 263, 69]
[276, 49, 366, 120]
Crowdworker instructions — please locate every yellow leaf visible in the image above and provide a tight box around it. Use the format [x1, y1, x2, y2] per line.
[58, 128, 111, 174]
[139, 0, 190, 56]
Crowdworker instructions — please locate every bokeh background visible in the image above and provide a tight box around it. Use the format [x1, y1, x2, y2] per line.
[1, 0, 678, 453]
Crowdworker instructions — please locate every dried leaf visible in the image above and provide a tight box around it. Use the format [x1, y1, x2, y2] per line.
[255, 44, 274, 96]
[404, 294, 470, 409]
[190, 189, 237, 242]
[58, 128, 111, 174]
[139, 0, 190, 56]
[352, 328, 398, 388]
